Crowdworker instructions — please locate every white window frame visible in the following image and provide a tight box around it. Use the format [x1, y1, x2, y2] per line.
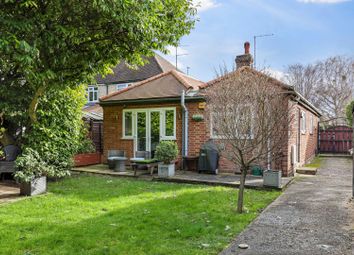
[309, 115, 314, 135]
[122, 107, 176, 140]
[116, 83, 130, 91]
[210, 106, 254, 140]
[86, 86, 98, 103]
[301, 111, 306, 134]
[122, 111, 134, 139]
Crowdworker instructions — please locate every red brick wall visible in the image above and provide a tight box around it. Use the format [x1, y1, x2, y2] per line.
[102, 99, 319, 176]
[283, 101, 319, 176]
[103, 102, 185, 167]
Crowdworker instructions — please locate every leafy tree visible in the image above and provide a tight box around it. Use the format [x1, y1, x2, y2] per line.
[0, 0, 196, 125]
[345, 101, 354, 126]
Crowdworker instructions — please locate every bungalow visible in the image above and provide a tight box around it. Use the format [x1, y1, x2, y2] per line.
[99, 43, 321, 176]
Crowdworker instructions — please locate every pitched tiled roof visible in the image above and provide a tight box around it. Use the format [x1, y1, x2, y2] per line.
[200, 66, 321, 116]
[82, 104, 103, 121]
[95, 54, 176, 85]
[100, 70, 205, 103]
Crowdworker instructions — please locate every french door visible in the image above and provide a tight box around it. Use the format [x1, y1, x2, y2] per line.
[135, 110, 161, 157]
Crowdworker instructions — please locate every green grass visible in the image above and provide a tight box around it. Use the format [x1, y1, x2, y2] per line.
[304, 156, 322, 168]
[0, 175, 280, 255]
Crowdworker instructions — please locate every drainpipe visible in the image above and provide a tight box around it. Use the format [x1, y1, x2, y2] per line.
[181, 90, 189, 168]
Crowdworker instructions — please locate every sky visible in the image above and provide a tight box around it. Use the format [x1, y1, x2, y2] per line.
[161, 0, 354, 82]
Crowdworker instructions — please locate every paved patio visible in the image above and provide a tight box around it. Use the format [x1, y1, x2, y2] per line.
[72, 164, 293, 190]
[0, 181, 20, 204]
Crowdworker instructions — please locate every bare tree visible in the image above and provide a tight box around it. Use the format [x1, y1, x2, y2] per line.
[205, 69, 294, 213]
[286, 56, 354, 124]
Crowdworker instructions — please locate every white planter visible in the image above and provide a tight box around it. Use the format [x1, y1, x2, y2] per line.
[20, 176, 47, 196]
[263, 170, 282, 188]
[158, 163, 175, 177]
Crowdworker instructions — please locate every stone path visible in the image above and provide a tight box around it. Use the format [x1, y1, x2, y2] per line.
[221, 157, 354, 255]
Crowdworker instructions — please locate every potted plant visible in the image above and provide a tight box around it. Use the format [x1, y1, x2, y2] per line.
[14, 148, 55, 196]
[155, 141, 178, 177]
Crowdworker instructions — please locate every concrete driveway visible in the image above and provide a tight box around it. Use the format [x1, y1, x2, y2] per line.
[221, 157, 354, 255]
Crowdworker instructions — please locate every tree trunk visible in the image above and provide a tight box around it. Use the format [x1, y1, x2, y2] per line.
[28, 86, 46, 124]
[237, 166, 248, 213]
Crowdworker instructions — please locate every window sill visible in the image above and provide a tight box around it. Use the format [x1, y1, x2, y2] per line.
[121, 137, 134, 140]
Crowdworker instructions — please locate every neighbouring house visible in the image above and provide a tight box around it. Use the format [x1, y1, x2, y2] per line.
[82, 53, 177, 154]
[85, 54, 177, 105]
[100, 43, 321, 176]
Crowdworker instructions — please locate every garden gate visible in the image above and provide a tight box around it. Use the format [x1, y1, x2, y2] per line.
[318, 125, 352, 154]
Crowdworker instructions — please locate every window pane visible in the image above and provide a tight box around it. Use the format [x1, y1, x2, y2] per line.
[137, 112, 146, 151]
[150, 111, 160, 157]
[165, 110, 174, 136]
[124, 112, 133, 136]
[89, 91, 93, 102]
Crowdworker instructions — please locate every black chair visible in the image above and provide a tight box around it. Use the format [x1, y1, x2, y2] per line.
[0, 145, 21, 179]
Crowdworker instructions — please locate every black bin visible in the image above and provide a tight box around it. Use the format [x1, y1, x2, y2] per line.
[198, 140, 219, 174]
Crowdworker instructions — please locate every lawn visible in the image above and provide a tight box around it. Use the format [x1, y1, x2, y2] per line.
[0, 175, 280, 255]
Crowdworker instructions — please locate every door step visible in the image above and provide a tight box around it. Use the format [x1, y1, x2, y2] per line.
[296, 167, 317, 175]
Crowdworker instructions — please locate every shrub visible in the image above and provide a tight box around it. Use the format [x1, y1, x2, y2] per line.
[155, 141, 178, 164]
[77, 138, 96, 154]
[14, 148, 56, 183]
[22, 85, 86, 178]
[345, 100, 354, 126]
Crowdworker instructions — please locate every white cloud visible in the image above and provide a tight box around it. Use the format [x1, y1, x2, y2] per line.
[297, 0, 350, 3]
[193, 0, 220, 12]
[263, 68, 287, 82]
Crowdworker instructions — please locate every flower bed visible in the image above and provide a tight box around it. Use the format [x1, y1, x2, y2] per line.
[74, 152, 101, 167]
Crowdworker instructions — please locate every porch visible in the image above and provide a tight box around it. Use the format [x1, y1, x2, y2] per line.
[72, 164, 293, 191]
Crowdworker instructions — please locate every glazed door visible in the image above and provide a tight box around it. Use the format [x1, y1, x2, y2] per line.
[149, 111, 161, 158]
[135, 111, 147, 152]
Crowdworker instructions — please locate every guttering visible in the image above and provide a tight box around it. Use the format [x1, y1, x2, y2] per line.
[181, 90, 189, 163]
[99, 96, 205, 106]
[288, 89, 322, 117]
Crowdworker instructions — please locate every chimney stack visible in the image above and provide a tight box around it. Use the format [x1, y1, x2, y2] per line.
[235, 41, 253, 69]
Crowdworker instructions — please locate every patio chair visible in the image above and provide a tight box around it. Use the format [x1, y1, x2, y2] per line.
[0, 145, 21, 179]
[107, 150, 127, 172]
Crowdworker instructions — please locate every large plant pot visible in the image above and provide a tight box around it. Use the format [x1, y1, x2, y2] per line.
[158, 163, 175, 177]
[263, 170, 282, 188]
[74, 152, 101, 167]
[20, 176, 47, 196]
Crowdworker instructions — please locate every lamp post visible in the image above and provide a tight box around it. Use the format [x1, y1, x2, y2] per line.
[253, 33, 274, 69]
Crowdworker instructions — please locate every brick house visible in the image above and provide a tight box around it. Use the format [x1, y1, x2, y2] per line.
[99, 44, 321, 177]
[86, 54, 176, 105]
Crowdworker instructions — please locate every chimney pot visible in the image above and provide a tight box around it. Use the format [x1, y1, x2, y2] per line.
[244, 41, 250, 54]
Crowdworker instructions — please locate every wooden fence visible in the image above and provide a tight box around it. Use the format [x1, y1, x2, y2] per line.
[318, 125, 352, 154]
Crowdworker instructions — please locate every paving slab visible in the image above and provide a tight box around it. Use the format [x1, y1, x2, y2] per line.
[72, 165, 293, 191]
[220, 157, 354, 255]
